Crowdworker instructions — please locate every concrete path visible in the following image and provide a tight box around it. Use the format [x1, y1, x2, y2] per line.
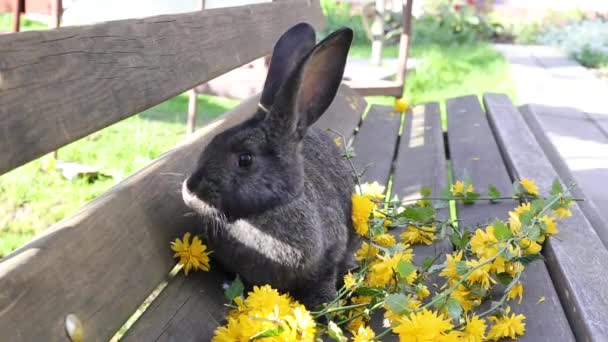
[496, 44, 608, 229]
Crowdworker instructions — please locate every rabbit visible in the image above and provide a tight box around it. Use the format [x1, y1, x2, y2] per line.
[182, 23, 358, 309]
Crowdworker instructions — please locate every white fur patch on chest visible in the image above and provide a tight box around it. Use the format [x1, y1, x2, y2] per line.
[226, 219, 304, 267]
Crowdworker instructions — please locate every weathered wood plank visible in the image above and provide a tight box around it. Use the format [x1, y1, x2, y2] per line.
[392, 103, 451, 263]
[516, 105, 608, 248]
[352, 105, 401, 186]
[0, 0, 325, 175]
[343, 79, 403, 97]
[484, 93, 608, 341]
[447, 95, 574, 341]
[121, 86, 367, 342]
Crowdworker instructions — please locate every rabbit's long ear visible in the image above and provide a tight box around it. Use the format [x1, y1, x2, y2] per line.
[269, 28, 353, 140]
[260, 23, 316, 109]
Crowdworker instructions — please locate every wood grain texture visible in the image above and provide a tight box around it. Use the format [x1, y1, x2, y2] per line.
[485, 93, 608, 341]
[392, 103, 451, 263]
[352, 105, 401, 186]
[447, 95, 574, 341]
[120, 86, 367, 342]
[516, 105, 608, 248]
[343, 79, 403, 97]
[0, 0, 325, 175]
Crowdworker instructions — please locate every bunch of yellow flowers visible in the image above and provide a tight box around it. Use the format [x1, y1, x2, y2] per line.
[169, 176, 572, 341]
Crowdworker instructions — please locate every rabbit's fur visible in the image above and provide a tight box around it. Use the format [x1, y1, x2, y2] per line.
[182, 23, 358, 308]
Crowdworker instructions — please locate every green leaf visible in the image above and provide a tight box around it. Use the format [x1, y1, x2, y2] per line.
[520, 211, 533, 226]
[450, 228, 470, 250]
[327, 321, 347, 342]
[446, 298, 463, 320]
[488, 185, 501, 203]
[463, 192, 480, 205]
[531, 199, 546, 214]
[496, 272, 514, 285]
[250, 325, 284, 340]
[224, 275, 244, 301]
[422, 256, 436, 270]
[355, 286, 384, 297]
[385, 293, 410, 314]
[551, 179, 563, 196]
[517, 253, 545, 265]
[397, 260, 417, 278]
[492, 220, 512, 241]
[528, 226, 541, 241]
[400, 206, 435, 223]
[456, 261, 468, 275]
[421, 186, 432, 198]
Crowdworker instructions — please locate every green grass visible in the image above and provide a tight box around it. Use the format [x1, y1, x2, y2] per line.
[350, 43, 515, 123]
[0, 13, 47, 31]
[0, 94, 239, 257]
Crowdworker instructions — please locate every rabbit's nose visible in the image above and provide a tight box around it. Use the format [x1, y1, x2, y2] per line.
[186, 169, 204, 192]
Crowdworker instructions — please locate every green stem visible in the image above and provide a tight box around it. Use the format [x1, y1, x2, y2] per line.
[312, 302, 369, 316]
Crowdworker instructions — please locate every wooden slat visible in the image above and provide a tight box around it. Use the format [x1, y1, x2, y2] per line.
[392, 103, 451, 264]
[117, 86, 368, 342]
[516, 105, 608, 247]
[352, 105, 401, 185]
[484, 93, 608, 341]
[343, 79, 403, 97]
[447, 95, 574, 341]
[0, 0, 325, 175]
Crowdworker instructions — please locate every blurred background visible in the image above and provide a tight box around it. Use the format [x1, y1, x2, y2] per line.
[1, 0, 607, 257]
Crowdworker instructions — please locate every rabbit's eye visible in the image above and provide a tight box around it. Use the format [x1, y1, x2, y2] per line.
[238, 152, 253, 168]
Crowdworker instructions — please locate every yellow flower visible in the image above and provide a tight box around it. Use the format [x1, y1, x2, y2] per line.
[392, 309, 454, 341]
[555, 206, 572, 218]
[450, 284, 475, 312]
[466, 259, 496, 290]
[401, 225, 435, 245]
[394, 98, 409, 112]
[344, 272, 358, 290]
[348, 316, 368, 333]
[355, 242, 380, 262]
[451, 180, 474, 196]
[470, 226, 499, 259]
[358, 181, 386, 200]
[440, 250, 463, 283]
[352, 193, 376, 236]
[171, 232, 211, 275]
[245, 285, 293, 315]
[520, 238, 542, 255]
[458, 314, 487, 342]
[487, 309, 526, 341]
[212, 285, 316, 341]
[352, 325, 376, 342]
[519, 178, 539, 196]
[334, 137, 342, 147]
[416, 285, 431, 299]
[373, 233, 397, 247]
[505, 261, 524, 277]
[508, 211, 522, 234]
[367, 252, 415, 287]
[540, 215, 559, 235]
[507, 282, 524, 304]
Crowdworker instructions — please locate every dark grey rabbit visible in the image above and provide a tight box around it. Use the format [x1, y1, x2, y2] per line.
[182, 23, 358, 308]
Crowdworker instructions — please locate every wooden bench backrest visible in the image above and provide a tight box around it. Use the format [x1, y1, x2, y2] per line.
[0, 1, 327, 341]
[0, 0, 324, 175]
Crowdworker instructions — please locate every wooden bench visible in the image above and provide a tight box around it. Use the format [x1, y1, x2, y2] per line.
[1, 1, 608, 341]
